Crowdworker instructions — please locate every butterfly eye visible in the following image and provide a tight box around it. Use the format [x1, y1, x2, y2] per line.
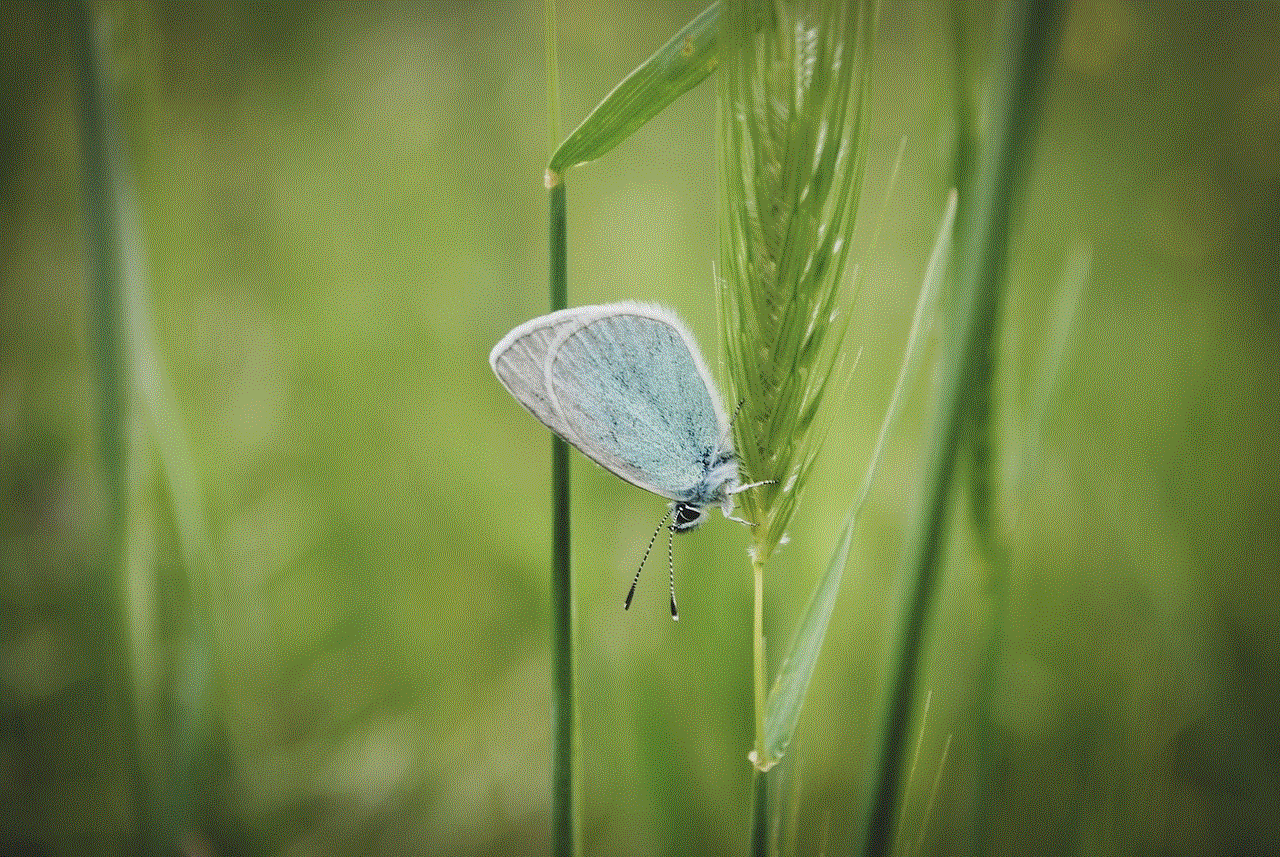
[673, 503, 706, 530]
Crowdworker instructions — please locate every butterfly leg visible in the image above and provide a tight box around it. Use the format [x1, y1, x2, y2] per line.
[728, 479, 775, 494]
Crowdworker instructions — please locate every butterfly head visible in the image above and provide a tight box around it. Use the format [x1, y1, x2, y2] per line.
[671, 445, 743, 532]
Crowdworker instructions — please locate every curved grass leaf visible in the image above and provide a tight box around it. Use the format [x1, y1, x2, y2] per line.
[761, 191, 957, 769]
[548, 2, 720, 175]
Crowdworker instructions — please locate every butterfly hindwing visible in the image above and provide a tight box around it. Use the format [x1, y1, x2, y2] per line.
[490, 307, 582, 441]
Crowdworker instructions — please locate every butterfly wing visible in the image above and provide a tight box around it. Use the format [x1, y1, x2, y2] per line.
[490, 305, 586, 441]
[545, 304, 728, 499]
[491, 303, 728, 500]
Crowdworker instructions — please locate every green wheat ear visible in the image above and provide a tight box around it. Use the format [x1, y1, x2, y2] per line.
[717, 0, 874, 565]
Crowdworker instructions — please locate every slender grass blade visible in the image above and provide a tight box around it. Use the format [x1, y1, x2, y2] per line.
[549, 2, 720, 175]
[761, 193, 955, 769]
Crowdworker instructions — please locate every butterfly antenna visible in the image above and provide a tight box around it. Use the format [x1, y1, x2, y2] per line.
[718, 398, 747, 450]
[667, 523, 679, 621]
[626, 506, 673, 611]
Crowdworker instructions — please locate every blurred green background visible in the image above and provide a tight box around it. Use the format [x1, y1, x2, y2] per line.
[2, 2, 1277, 855]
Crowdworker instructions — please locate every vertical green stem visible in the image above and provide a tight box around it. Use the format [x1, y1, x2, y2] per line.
[547, 178, 576, 857]
[72, 1, 159, 852]
[969, 542, 1011, 854]
[544, 0, 562, 154]
[857, 1, 1061, 854]
[74, 0, 123, 527]
[752, 556, 765, 763]
[749, 552, 767, 853]
[545, 2, 574, 852]
[751, 767, 768, 857]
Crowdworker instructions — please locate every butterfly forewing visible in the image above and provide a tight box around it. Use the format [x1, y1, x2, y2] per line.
[544, 310, 724, 499]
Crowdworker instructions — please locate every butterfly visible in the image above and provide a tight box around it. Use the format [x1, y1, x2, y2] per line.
[490, 302, 763, 618]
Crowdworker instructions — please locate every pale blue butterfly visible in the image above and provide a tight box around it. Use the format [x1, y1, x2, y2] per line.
[490, 302, 762, 618]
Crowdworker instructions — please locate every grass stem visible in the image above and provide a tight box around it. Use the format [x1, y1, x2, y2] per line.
[857, 1, 1063, 854]
[545, 7, 574, 849]
[72, 1, 162, 852]
[547, 178, 576, 857]
[753, 556, 766, 766]
[751, 767, 769, 857]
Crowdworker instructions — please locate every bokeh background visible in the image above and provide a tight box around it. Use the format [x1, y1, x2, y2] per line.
[3, 2, 1277, 855]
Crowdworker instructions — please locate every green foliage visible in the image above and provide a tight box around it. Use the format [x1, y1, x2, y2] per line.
[858, 1, 1065, 854]
[548, 2, 720, 175]
[3, 3, 1279, 856]
[717, 0, 876, 566]
[763, 192, 955, 771]
[72, 3, 217, 853]
[970, 244, 1090, 854]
